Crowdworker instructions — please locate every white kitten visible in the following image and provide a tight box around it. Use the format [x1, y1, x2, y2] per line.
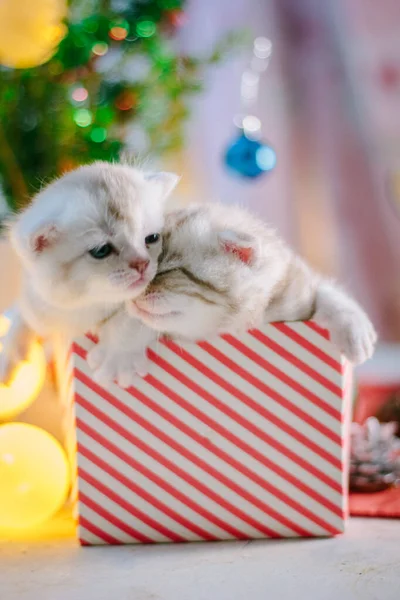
[91, 203, 376, 388]
[0, 161, 179, 381]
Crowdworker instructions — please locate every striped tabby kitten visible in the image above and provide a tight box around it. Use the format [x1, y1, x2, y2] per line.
[89, 203, 376, 388]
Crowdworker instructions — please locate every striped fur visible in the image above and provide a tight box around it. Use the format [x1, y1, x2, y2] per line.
[131, 204, 376, 362]
[89, 203, 376, 388]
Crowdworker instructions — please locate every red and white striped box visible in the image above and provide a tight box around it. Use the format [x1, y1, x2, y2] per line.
[61, 321, 353, 545]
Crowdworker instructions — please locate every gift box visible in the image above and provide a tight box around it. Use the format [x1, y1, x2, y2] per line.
[59, 321, 353, 545]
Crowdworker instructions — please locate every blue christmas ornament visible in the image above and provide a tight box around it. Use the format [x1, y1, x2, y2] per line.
[224, 37, 276, 180]
[225, 131, 276, 179]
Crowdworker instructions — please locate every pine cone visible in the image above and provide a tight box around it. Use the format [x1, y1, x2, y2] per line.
[350, 418, 400, 493]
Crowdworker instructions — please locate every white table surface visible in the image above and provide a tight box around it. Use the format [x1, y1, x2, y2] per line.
[1, 516, 399, 600]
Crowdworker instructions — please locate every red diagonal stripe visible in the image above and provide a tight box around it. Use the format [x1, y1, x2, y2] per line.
[305, 321, 330, 339]
[203, 337, 341, 439]
[146, 349, 343, 527]
[75, 346, 340, 534]
[272, 323, 341, 373]
[194, 341, 342, 469]
[79, 538, 91, 546]
[249, 329, 342, 397]
[79, 515, 122, 545]
[144, 375, 329, 535]
[76, 415, 223, 541]
[78, 451, 187, 542]
[76, 396, 264, 540]
[160, 340, 342, 499]
[79, 468, 174, 542]
[222, 334, 341, 422]
[168, 336, 341, 446]
[79, 490, 154, 544]
[79, 467, 176, 542]
[76, 389, 282, 539]
[74, 365, 297, 537]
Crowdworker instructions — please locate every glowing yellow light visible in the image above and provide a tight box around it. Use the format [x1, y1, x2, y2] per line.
[0, 0, 67, 68]
[0, 423, 70, 530]
[0, 341, 47, 421]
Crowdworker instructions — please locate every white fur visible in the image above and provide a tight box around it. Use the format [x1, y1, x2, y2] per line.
[87, 309, 156, 388]
[92, 203, 376, 389]
[0, 162, 179, 381]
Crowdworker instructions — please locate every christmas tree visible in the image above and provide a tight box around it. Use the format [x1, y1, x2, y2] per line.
[0, 0, 235, 211]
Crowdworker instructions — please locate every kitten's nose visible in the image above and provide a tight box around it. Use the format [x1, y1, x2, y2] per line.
[129, 259, 149, 275]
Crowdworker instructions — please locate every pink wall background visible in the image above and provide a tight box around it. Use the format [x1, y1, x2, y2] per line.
[178, 0, 400, 341]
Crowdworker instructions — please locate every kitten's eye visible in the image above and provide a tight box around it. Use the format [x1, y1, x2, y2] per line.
[89, 243, 114, 259]
[145, 233, 161, 245]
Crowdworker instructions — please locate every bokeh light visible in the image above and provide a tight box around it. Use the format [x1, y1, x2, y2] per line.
[73, 108, 92, 127]
[71, 87, 88, 103]
[115, 90, 136, 111]
[0, 315, 46, 421]
[92, 42, 108, 57]
[0, 0, 67, 68]
[256, 145, 277, 172]
[136, 19, 156, 38]
[243, 115, 261, 136]
[109, 26, 128, 41]
[0, 423, 70, 530]
[254, 37, 272, 60]
[90, 127, 107, 143]
[0, 341, 46, 421]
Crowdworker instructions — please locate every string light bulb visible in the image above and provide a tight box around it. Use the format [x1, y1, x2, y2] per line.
[0, 423, 70, 530]
[0, 314, 46, 421]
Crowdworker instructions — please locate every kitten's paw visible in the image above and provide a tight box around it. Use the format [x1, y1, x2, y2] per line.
[88, 345, 148, 389]
[115, 352, 148, 389]
[87, 345, 106, 371]
[328, 311, 377, 365]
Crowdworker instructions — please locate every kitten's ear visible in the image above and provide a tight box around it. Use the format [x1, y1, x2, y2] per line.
[28, 223, 60, 254]
[218, 230, 254, 265]
[145, 171, 180, 202]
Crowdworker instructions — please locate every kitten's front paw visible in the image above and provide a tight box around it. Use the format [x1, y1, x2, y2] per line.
[328, 310, 377, 365]
[87, 344, 148, 389]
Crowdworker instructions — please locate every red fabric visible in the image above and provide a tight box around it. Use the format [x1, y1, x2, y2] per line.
[350, 488, 400, 518]
[354, 383, 400, 424]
